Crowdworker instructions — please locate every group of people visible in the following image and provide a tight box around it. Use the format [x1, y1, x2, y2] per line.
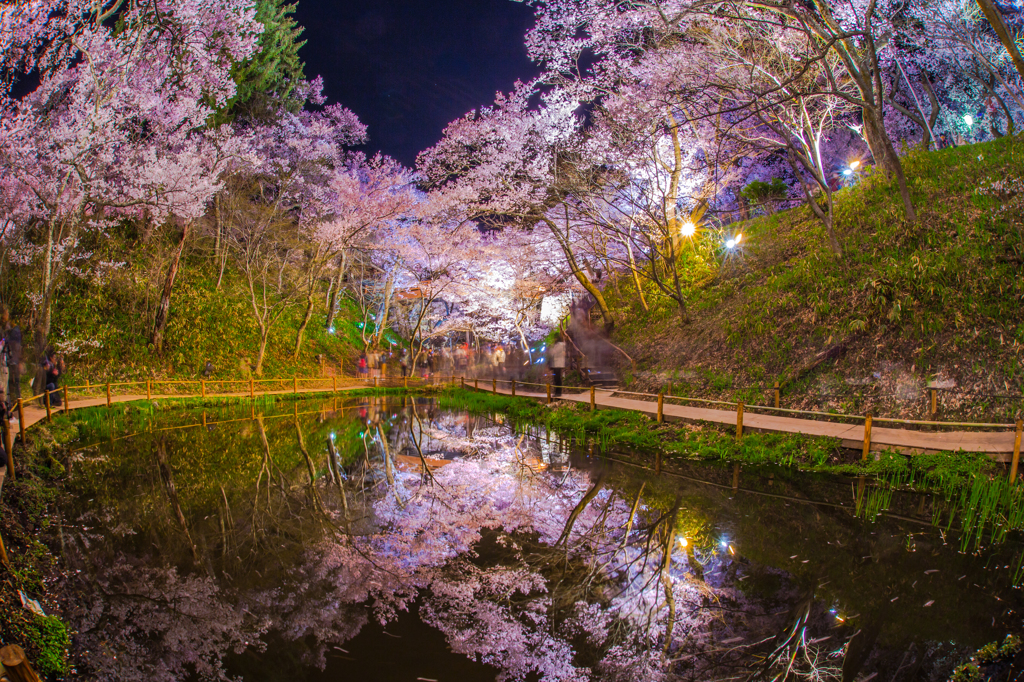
[0, 309, 67, 423]
[354, 337, 573, 392]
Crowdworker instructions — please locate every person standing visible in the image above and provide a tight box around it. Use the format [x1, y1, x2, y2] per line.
[4, 313, 22, 417]
[494, 345, 506, 377]
[0, 336, 8, 418]
[399, 348, 410, 378]
[550, 336, 566, 397]
[41, 347, 64, 407]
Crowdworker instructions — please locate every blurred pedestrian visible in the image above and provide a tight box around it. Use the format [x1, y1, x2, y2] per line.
[550, 335, 566, 397]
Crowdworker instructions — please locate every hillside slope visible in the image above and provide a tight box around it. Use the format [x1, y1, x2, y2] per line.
[607, 136, 1024, 423]
[38, 257, 366, 386]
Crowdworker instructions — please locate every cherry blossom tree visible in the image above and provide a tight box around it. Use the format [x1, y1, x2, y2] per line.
[0, 0, 263, 354]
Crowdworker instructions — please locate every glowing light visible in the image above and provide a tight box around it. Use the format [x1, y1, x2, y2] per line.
[728, 545, 735, 555]
[328, 326, 335, 334]
[843, 169, 853, 176]
[964, 114, 974, 127]
[678, 537, 688, 547]
[725, 239, 736, 249]
[849, 160, 861, 170]
[680, 220, 696, 237]
[735, 233, 742, 244]
[721, 539, 729, 547]
[330, 432, 336, 439]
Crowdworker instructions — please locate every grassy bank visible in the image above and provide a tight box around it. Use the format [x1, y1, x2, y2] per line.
[605, 136, 1024, 424]
[6, 255, 390, 391]
[0, 417, 79, 679]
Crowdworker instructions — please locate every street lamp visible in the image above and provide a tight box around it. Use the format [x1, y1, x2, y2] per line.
[964, 114, 974, 128]
[680, 220, 696, 237]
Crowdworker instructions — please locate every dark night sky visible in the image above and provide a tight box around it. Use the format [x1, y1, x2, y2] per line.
[292, 0, 539, 167]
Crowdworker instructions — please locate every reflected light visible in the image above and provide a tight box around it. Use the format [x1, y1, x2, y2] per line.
[849, 160, 860, 170]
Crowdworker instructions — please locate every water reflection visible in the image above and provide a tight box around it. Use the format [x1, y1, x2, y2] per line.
[61, 396, 1022, 681]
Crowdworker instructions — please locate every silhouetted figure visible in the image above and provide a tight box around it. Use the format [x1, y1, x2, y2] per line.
[550, 337, 566, 397]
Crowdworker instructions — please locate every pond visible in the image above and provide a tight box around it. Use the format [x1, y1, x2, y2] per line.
[59, 393, 1023, 681]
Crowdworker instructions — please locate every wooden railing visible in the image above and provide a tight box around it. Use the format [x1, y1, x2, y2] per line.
[464, 377, 1024, 478]
[1, 374, 463, 483]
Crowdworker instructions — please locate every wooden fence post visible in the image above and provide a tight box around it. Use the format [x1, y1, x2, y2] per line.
[461, 377, 465, 389]
[546, 383, 552, 404]
[492, 378, 497, 393]
[774, 382, 780, 409]
[732, 462, 740, 493]
[44, 389, 51, 423]
[590, 385, 596, 411]
[1011, 419, 1023, 482]
[293, 377, 297, 394]
[249, 378, 254, 399]
[146, 380, 151, 400]
[201, 380, 206, 398]
[405, 376, 409, 389]
[736, 402, 744, 439]
[63, 385, 69, 413]
[474, 378, 478, 390]
[1, 643, 42, 682]
[17, 396, 25, 443]
[333, 376, 337, 394]
[930, 389, 938, 419]
[862, 414, 873, 461]
[657, 392, 664, 423]
[106, 383, 111, 408]
[511, 380, 516, 397]
[373, 376, 378, 389]
[0, 528, 9, 566]
[1, 418, 11, 480]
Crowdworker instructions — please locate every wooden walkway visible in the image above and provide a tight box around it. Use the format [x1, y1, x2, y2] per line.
[10, 379, 1020, 462]
[11, 385, 381, 434]
[472, 384, 1021, 462]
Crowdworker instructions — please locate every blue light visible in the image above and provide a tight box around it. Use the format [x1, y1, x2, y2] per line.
[328, 326, 336, 334]
[330, 432, 336, 439]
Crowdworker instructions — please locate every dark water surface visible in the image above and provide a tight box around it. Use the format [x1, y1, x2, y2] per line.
[60, 395, 1023, 681]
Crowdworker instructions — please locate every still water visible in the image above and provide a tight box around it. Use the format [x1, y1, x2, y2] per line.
[61, 395, 1023, 681]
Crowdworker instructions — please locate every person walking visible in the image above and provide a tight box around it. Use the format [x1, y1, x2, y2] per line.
[493, 345, 506, 377]
[358, 352, 368, 380]
[399, 348, 410, 378]
[550, 336, 566, 397]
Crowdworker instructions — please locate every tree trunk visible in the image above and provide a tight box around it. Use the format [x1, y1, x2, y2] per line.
[254, 326, 269, 377]
[862, 109, 916, 223]
[625, 236, 649, 311]
[151, 220, 190, 354]
[293, 293, 315, 360]
[325, 252, 347, 330]
[976, 0, 1024, 82]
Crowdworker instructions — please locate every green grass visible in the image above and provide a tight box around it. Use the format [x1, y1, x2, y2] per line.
[604, 136, 1024, 422]
[10, 252, 378, 386]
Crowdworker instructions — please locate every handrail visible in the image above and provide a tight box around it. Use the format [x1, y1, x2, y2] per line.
[462, 380, 1021, 433]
